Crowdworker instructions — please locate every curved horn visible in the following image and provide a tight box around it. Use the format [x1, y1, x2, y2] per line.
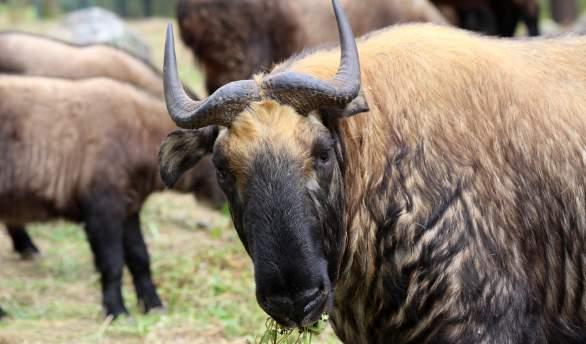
[164, 24, 261, 129]
[262, 0, 363, 115]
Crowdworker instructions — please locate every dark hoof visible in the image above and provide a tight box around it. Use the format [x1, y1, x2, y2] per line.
[139, 297, 164, 314]
[19, 247, 41, 260]
[105, 307, 129, 320]
[0, 307, 7, 319]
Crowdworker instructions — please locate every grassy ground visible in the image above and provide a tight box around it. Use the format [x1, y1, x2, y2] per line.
[0, 14, 340, 344]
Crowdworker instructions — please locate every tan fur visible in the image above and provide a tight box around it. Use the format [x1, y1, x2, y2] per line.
[0, 32, 165, 98]
[0, 76, 217, 225]
[223, 100, 326, 188]
[288, 25, 586, 341]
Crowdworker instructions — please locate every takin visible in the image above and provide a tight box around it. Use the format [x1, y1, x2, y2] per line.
[0, 75, 224, 317]
[432, 0, 540, 36]
[159, 0, 586, 342]
[0, 31, 196, 259]
[0, 31, 166, 98]
[176, 0, 448, 94]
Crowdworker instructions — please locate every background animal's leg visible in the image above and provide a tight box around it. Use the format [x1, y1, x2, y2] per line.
[6, 225, 40, 260]
[123, 213, 163, 313]
[521, 4, 540, 37]
[0, 306, 6, 319]
[523, 14, 540, 36]
[457, 8, 498, 36]
[490, 0, 520, 37]
[83, 207, 128, 317]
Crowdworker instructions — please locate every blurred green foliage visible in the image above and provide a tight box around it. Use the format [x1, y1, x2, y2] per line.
[60, 0, 176, 17]
[2, 0, 177, 18]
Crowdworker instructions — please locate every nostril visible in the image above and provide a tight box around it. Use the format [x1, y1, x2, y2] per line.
[264, 287, 324, 312]
[296, 287, 320, 305]
[303, 294, 324, 313]
[265, 294, 294, 315]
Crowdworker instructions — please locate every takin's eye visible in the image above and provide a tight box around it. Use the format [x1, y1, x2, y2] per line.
[316, 148, 331, 164]
[216, 165, 229, 183]
[312, 137, 335, 169]
[212, 154, 232, 186]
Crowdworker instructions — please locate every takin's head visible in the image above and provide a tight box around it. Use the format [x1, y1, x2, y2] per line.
[161, 0, 368, 327]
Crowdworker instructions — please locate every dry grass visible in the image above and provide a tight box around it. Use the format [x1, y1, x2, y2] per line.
[0, 13, 339, 344]
[0, 194, 255, 343]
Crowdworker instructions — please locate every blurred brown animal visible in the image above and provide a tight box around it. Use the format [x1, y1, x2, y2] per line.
[0, 75, 224, 317]
[550, 0, 579, 26]
[176, 0, 448, 94]
[433, 0, 540, 36]
[0, 31, 165, 98]
[161, 0, 586, 340]
[0, 31, 202, 260]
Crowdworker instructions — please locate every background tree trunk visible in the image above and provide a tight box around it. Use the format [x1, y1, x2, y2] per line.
[143, 0, 152, 17]
[115, 0, 128, 17]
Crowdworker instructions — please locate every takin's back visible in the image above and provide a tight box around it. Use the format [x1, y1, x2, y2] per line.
[0, 32, 165, 98]
[0, 76, 172, 224]
[286, 24, 586, 162]
[283, 25, 586, 182]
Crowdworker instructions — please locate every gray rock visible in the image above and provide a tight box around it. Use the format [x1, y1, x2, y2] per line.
[55, 7, 152, 62]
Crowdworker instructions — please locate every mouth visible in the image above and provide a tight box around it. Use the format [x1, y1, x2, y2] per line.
[260, 288, 331, 328]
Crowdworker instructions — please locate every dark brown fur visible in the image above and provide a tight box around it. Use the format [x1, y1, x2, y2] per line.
[176, 0, 448, 94]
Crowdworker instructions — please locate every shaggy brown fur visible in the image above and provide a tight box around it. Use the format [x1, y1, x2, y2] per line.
[282, 26, 586, 343]
[0, 76, 222, 222]
[176, 0, 448, 94]
[165, 24, 586, 342]
[0, 32, 166, 98]
[0, 75, 223, 315]
[271, 24, 586, 343]
[0, 31, 199, 260]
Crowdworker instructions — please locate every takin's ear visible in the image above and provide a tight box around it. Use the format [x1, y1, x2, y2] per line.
[158, 126, 219, 188]
[339, 89, 369, 117]
[323, 89, 370, 119]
